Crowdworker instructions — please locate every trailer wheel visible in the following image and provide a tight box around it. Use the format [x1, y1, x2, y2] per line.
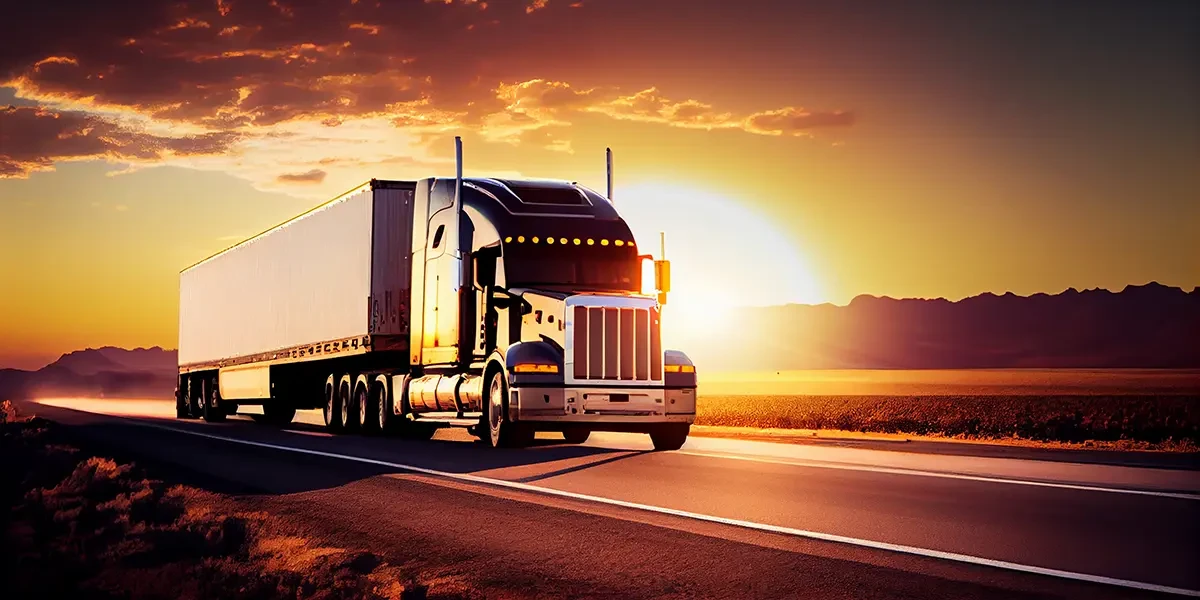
[649, 424, 689, 451]
[562, 429, 590, 444]
[323, 375, 343, 432]
[483, 369, 532, 448]
[175, 382, 188, 419]
[340, 376, 359, 431]
[373, 380, 391, 433]
[202, 377, 226, 423]
[186, 378, 201, 418]
[356, 382, 378, 434]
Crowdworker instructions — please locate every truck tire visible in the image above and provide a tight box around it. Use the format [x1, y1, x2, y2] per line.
[186, 378, 202, 418]
[340, 377, 359, 432]
[356, 382, 378, 434]
[202, 378, 226, 423]
[562, 429, 590, 444]
[650, 424, 689, 451]
[373, 381, 391, 433]
[175, 384, 188, 419]
[323, 375, 343, 432]
[483, 369, 532, 448]
[263, 400, 295, 425]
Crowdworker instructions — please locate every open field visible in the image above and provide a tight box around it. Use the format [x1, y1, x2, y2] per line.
[697, 369, 1200, 397]
[695, 394, 1200, 450]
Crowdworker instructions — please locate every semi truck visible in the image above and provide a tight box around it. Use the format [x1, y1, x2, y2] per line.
[176, 139, 697, 449]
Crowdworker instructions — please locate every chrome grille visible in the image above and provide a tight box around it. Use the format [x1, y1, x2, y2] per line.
[572, 305, 662, 382]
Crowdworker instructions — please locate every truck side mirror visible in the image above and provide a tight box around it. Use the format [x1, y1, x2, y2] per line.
[491, 287, 533, 315]
[654, 259, 671, 293]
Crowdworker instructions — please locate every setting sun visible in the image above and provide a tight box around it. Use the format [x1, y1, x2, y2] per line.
[618, 182, 824, 346]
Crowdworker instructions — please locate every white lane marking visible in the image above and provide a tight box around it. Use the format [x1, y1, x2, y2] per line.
[677, 450, 1200, 501]
[137, 421, 1199, 597]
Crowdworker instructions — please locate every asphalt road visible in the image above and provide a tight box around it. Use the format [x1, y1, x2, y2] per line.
[21, 398, 1200, 599]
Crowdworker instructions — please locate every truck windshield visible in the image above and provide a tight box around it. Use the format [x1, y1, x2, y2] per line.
[504, 245, 639, 293]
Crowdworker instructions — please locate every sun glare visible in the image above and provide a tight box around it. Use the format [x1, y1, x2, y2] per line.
[616, 182, 823, 347]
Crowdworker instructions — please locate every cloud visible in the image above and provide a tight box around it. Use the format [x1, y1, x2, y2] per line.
[744, 107, 856, 135]
[0, 0, 853, 187]
[0, 105, 240, 178]
[276, 168, 327, 184]
[486, 79, 853, 144]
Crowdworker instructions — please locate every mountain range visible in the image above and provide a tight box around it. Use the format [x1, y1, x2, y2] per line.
[0, 346, 177, 400]
[683, 282, 1199, 371]
[0, 282, 1196, 400]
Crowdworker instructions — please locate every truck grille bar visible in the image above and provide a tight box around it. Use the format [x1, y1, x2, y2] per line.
[573, 305, 662, 382]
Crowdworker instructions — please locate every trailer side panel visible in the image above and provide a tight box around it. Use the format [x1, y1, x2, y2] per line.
[179, 186, 374, 367]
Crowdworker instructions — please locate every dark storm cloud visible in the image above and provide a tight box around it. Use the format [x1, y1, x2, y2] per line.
[0, 0, 560, 124]
[0, 105, 239, 178]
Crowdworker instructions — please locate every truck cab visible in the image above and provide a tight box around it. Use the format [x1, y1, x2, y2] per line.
[406, 176, 697, 449]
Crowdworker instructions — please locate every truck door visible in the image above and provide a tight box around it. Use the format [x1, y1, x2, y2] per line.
[422, 183, 461, 365]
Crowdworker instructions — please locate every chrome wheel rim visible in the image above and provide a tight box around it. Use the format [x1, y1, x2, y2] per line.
[488, 375, 503, 445]
[324, 384, 333, 424]
[340, 385, 350, 424]
[378, 389, 387, 429]
[358, 388, 367, 425]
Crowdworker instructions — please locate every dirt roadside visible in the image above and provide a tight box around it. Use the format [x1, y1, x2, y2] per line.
[0, 401, 463, 600]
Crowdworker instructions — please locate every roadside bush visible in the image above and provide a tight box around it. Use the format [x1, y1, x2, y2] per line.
[695, 394, 1200, 447]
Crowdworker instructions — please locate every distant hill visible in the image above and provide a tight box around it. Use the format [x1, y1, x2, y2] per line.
[1, 282, 1197, 400]
[681, 282, 1200, 371]
[0, 347, 177, 400]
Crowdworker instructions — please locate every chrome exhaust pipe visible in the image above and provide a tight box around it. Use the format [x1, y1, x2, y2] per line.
[606, 147, 614, 203]
[454, 136, 463, 211]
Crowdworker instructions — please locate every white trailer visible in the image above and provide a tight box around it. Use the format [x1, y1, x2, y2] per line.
[177, 142, 697, 450]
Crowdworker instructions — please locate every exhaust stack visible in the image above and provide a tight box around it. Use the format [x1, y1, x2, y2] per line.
[606, 147, 614, 203]
[454, 136, 463, 211]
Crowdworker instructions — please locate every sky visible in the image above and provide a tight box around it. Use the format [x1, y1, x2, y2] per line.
[0, 0, 1197, 369]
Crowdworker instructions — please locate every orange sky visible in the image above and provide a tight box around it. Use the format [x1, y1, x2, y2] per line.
[0, 0, 1197, 369]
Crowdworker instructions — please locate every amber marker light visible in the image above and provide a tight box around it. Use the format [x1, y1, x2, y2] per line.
[512, 363, 559, 373]
[573, 238, 581, 245]
[587, 239, 595, 245]
[517, 236, 525, 243]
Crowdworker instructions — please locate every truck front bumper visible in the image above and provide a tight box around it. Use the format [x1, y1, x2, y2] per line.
[510, 384, 696, 428]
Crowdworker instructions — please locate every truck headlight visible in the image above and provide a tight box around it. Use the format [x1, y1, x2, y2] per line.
[664, 364, 694, 373]
[513, 363, 559, 374]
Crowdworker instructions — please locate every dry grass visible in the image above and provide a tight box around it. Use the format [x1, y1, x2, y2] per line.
[695, 394, 1200, 450]
[0, 403, 453, 600]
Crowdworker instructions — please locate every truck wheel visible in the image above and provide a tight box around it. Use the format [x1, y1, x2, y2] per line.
[340, 377, 359, 431]
[263, 401, 295, 425]
[323, 375, 343, 432]
[175, 383, 188, 419]
[203, 378, 226, 423]
[562, 429, 590, 444]
[650, 424, 689, 451]
[187, 378, 202, 418]
[357, 383, 378, 434]
[483, 370, 532, 448]
[374, 382, 391, 433]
